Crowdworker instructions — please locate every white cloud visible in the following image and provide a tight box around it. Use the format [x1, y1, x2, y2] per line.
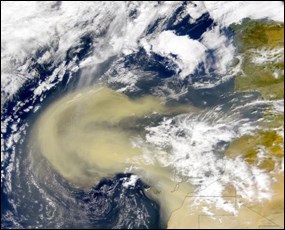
[145, 108, 271, 213]
[146, 30, 207, 79]
[204, 1, 284, 27]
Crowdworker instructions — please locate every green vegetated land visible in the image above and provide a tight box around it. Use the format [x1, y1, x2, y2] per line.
[232, 20, 284, 100]
[226, 21, 284, 171]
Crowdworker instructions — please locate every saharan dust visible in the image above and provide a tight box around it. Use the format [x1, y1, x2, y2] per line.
[30, 86, 283, 228]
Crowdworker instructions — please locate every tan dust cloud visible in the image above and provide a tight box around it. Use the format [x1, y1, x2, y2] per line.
[30, 86, 283, 228]
[30, 86, 196, 222]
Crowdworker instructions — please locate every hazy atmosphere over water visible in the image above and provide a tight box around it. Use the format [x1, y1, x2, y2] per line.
[1, 1, 284, 229]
